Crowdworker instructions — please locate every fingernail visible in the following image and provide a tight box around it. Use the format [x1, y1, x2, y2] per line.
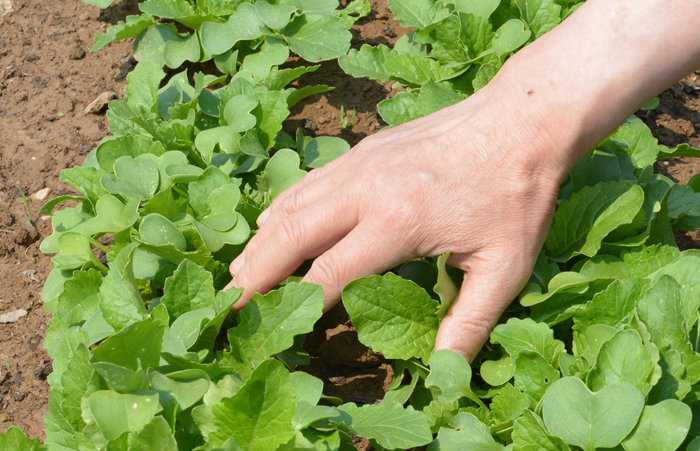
[257, 208, 270, 225]
[230, 251, 246, 275]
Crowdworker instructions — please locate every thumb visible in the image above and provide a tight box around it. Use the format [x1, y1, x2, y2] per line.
[435, 264, 524, 362]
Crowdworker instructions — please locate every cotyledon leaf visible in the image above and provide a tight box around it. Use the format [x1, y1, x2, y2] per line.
[542, 377, 644, 451]
[200, 3, 264, 55]
[342, 272, 439, 362]
[621, 399, 692, 451]
[281, 14, 351, 62]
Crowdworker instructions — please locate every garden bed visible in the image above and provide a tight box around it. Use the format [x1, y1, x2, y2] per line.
[1, 0, 700, 448]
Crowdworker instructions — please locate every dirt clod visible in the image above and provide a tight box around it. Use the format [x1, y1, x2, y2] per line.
[68, 44, 86, 60]
[84, 91, 118, 115]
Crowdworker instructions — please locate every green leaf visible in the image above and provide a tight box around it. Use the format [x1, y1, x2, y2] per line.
[545, 181, 644, 261]
[222, 94, 259, 133]
[454, 0, 500, 18]
[92, 318, 164, 371]
[0, 427, 44, 451]
[264, 148, 306, 200]
[514, 350, 560, 406]
[255, 90, 290, 149]
[516, 0, 562, 38]
[60, 166, 109, 204]
[586, 329, 655, 395]
[93, 15, 157, 52]
[490, 384, 530, 427]
[281, 14, 352, 62]
[163, 33, 201, 70]
[339, 44, 394, 82]
[302, 136, 350, 169]
[378, 91, 421, 126]
[383, 54, 448, 86]
[491, 318, 565, 367]
[265, 65, 321, 91]
[151, 371, 209, 410]
[139, 214, 187, 250]
[122, 416, 178, 451]
[126, 60, 166, 114]
[55, 269, 102, 326]
[425, 349, 486, 408]
[87, 391, 159, 441]
[222, 283, 324, 374]
[637, 275, 700, 386]
[200, 3, 264, 55]
[168, 307, 215, 349]
[542, 377, 644, 451]
[572, 278, 646, 332]
[427, 413, 502, 451]
[96, 135, 165, 172]
[336, 402, 433, 449]
[388, 0, 449, 28]
[82, 0, 113, 8]
[208, 359, 296, 450]
[139, 0, 194, 19]
[161, 259, 215, 321]
[621, 399, 691, 451]
[240, 37, 290, 81]
[99, 243, 148, 330]
[492, 19, 531, 58]
[480, 357, 516, 387]
[342, 272, 439, 362]
[417, 81, 467, 117]
[255, 0, 297, 29]
[600, 116, 665, 169]
[512, 410, 570, 451]
[101, 156, 160, 200]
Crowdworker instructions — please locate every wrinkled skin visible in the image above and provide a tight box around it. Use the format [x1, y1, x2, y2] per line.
[228, 0, 700, 360]
[228, 82, 565, 360]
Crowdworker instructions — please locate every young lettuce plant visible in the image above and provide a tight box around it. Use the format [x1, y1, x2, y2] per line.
[88, 0, 370, 73]
[339, 0, 583, 126]
[4, 0, 700, 449]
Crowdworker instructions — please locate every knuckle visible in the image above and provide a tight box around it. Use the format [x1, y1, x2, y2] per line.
[454, 314, 494, 340]
[279, 215, 306, 244]
[309, 256, 342, 293]
[281, 188, 305, 215]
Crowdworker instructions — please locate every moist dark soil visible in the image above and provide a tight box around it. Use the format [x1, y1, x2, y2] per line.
[0, 0, 699, 446]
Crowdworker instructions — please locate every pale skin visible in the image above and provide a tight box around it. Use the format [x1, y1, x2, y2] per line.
[227, 0, 700, 361]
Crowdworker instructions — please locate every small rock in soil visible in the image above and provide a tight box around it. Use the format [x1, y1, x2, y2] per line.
[68, 44, 86, 60]
[78, 12, 89, 20]
[23, 269, 41, 283]
[301, 118, 318, 134]
[31, 187, 50, 200]
[25, 54, 40, 62]
[0, 309, 28, 324]
[84, 91, 118, 115]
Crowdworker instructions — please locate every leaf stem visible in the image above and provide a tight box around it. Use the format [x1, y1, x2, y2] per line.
[88, 236, 111, 254]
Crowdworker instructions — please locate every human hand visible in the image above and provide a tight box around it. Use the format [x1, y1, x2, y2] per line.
[226, 79, 570, 360]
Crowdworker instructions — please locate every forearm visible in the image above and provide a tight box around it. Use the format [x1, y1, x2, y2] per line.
[478, 0, 700, 174]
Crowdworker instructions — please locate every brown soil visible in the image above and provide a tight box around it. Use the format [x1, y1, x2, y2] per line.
[0, 0, 699, 446]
